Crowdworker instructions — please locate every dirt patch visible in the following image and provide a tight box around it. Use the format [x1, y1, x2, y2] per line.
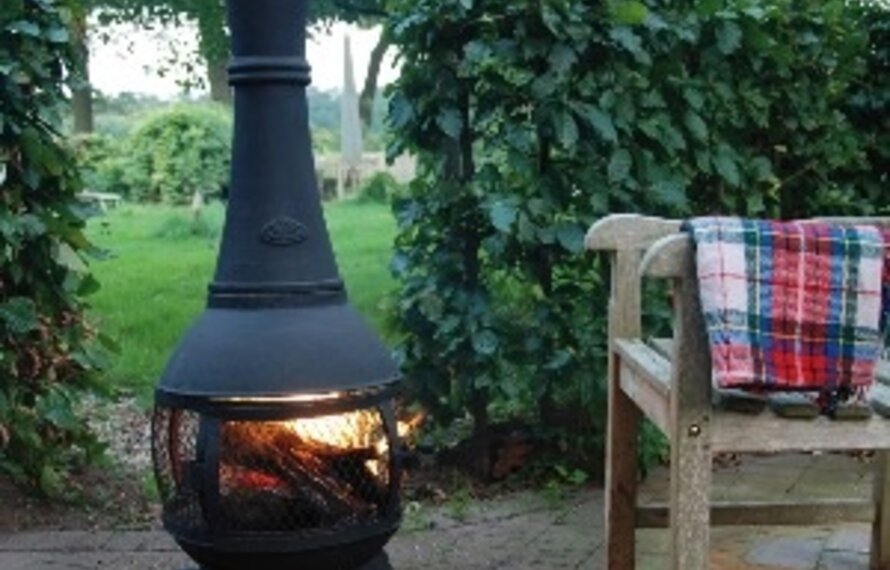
[0, 397, 159, 533]
[0, 469, 159, 533]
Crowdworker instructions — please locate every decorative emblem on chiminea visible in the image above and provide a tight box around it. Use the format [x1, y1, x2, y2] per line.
[150, 1, 403, 569]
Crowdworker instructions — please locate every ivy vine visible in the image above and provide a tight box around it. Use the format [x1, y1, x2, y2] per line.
[1, 0, 107, 496]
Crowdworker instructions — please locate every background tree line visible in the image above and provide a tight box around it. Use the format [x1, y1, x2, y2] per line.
[68, 0, 391, 133]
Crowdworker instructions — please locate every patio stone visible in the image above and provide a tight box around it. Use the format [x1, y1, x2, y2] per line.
[745, 536, 824, 569]
[0, 454, 879, 569]
[824, 526, 871, 554]
[819, 550, 869, 570]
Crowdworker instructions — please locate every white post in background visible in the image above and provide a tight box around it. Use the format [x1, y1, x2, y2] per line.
[339, 34, 364, 199]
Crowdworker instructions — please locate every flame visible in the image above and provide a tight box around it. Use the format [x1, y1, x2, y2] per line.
[287, 409, 382, 450]
[283, 408, 425, 478]
[217, 393, 424, 482]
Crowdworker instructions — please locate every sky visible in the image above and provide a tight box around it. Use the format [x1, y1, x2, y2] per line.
[89, 21, 400, 98]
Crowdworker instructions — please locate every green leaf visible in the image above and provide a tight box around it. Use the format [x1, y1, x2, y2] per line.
[544, 350, 572, 370]
[608, 148, 633, 183]
[750, 156, 774, 182]
[464, 41, 491, 64]
[577, 105, 618, 143]
[45, 27, 68, 43]
[490, 201, 518, 232]
[9, 21, 40, 37]
[389, 94, 415, 130]
[555, 111, 579, 149]
[555, 223, 585, 253]
[683, 88, 705, 111]
[517, 213, 536, 242]
[436, 108, 463, 139]
[716, 21, 743, 55]
[651, 178, 689, 210]
[684, 111, 709, 142]
[532, 72, 558, 98]
[549, 44, 577, 75]
[0, 298, 39, 335]
[608, 0, 648, 25]
[39, 464, 63, 498]
[610, 27, 643, 55]
[459, 0, 474, 9]
[713, 147, 741, 187]
[474, 375, 493, 389]
[77, 274, 101, 297]
[746, 193, 766, 215]
[37, 390, 79, 431]
[528, 198, 549, 216]
[697, 0, 723, 17]
[472, 330, 499, 356]
[541, 4, 563, 35]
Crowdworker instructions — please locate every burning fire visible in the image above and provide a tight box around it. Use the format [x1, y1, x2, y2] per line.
[210, 397, 424, 531]
[285, 408, 424, 477]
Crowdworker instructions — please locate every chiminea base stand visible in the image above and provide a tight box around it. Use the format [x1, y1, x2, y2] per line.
[196, 551, 394, 570]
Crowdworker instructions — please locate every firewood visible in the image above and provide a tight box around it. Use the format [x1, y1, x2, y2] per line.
[218, 422, 388, 530]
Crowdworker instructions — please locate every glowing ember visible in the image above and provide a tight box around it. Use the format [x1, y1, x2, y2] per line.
[285, 408, 424, 478]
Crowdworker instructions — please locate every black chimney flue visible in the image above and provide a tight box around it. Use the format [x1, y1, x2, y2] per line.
[156, 0, 399, 402]
[215, 0, 339, 291]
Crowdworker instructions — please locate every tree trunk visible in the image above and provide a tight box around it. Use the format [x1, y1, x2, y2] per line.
[71, 10, 93, 134]
[359, 31, 390, 128]
[207, 58, 233, 105]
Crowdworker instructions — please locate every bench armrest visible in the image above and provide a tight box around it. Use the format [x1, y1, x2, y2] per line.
[586, 214, 682, 252]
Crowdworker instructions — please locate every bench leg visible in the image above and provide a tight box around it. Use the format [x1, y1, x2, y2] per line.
[668, 418, 711, 570]
[873, 451, 890, 570]
[606, 359, 641, 570]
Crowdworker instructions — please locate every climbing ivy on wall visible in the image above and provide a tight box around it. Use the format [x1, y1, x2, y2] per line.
[0, 0, 107, 496]
[386, 0, 889, 473]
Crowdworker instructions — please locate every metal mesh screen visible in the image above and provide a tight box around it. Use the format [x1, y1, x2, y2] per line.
[152, 404, 397, 539]
[218, 410, 393, 533]
[152, 408, 205, 534]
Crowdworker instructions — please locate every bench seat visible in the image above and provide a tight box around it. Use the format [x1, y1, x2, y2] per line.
[615, 338, 890, 453]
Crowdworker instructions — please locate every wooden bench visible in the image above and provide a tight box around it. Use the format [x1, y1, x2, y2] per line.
[586, 214, 890, 570]
[78, 191, 122, 212]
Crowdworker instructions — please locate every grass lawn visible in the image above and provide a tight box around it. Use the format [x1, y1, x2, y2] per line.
[86, 200, 397, 397]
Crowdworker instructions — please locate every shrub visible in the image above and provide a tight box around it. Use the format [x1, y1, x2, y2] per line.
[0, 0, 108, 497]
[69, 133, 128, 196]
[123, 105, 232, 204]
[357, 172, 404, 203]
[386, 0, 888, 475]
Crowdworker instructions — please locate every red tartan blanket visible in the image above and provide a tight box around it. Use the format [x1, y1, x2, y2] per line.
[883, 229, 890, 338]
[685, 218, 887, 394]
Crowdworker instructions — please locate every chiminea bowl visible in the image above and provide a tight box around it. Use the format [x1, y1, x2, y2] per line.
[152, 389, 402, 570]
[150, 0, 403, 568]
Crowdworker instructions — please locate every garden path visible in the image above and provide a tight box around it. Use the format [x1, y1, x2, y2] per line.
[0, 453, 872, 569]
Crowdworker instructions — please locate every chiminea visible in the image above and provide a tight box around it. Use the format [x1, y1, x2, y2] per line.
[150, 1, 402, 569]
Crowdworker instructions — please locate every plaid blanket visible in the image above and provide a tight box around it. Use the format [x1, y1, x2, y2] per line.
[685, 218, 886, 394]
[883, 229, 890, 339]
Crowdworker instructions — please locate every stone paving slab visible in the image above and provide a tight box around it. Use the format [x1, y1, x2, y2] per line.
[0, 453, 876, 569]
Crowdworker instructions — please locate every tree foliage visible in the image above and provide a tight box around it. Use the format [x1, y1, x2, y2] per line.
[91, 0, 389, 99]
[0, 0, 107, 496]
[386, 0, 889, 472]
[119, 104, 232, 204]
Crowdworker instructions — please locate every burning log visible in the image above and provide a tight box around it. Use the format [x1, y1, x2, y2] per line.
[218, 422, 389, 531]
